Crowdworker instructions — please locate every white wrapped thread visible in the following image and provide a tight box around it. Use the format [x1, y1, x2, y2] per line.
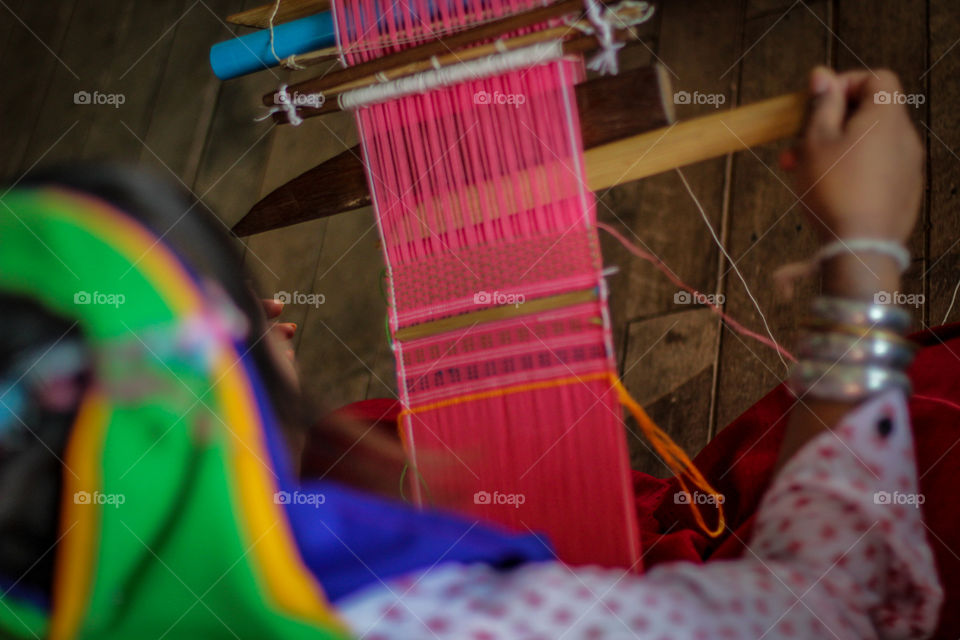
[338, 40, 564, 110]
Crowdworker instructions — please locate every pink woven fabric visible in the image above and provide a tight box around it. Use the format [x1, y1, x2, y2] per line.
[333, 0, 641, 568]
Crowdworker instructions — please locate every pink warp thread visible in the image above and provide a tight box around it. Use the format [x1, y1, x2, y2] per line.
[596, 221, 797, 362]
[334, 0, 641, 568]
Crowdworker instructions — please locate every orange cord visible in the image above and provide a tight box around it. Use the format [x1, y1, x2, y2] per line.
[398, 371, 726, 538]
[610, 377, 726, 537]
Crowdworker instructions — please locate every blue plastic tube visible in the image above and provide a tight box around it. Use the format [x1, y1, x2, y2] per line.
[209, 12, 336, 80]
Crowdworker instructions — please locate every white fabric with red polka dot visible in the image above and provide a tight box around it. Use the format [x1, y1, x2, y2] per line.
[339, 390, 942, 639]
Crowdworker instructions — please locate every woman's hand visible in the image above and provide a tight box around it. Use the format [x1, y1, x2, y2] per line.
[262, 298, 299, 385]
[781, 67, 923, 301]
[782, 66, 923, 243]
[776, 67, 924, 465]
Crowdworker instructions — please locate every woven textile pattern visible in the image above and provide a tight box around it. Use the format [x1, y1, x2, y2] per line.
[333, 0, 641, 568]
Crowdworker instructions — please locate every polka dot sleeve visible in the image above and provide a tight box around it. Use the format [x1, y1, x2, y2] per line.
[338, 390, 942, 639]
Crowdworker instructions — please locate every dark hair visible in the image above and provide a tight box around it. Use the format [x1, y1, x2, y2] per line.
[0, 294, 84, 597]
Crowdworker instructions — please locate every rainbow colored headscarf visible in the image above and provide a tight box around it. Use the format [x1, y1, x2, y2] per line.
[0, 188, 349, 639]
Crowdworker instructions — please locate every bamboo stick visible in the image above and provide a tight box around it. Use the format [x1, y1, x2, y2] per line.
[227, 0, 330, 29]
[585, 91, 807, 191]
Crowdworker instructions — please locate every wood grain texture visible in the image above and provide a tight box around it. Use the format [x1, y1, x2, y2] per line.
[227, 0, 330, 29]
[834, 0, 928, 327]
[0, 0, 77, 179]
[138, 0, 248, 186]
[0, 0, 28, 69]
[927, 2, 960, 325]
[714, 2, 830, 430]
[23, 1, 190, 166]
[622, 308, 719, 477]
[193, 1, 284, 229]
[599, 0, 742, 456]
[294, 203, 397, 406]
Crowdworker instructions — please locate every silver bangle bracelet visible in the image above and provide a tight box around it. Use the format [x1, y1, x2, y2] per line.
[795, 331, 916, 369]
[787, 361, 911, 402]
[810, 296, 911, 334]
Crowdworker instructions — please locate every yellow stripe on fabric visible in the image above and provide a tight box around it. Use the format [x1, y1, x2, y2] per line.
[213, 348, 347, 632]
[49, 391, 110, 640]
[399, 371, 726, 538]
[42, 192, 345, 634]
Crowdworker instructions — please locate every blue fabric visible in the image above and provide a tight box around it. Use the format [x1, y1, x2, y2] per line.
[243, 355, 554, 602]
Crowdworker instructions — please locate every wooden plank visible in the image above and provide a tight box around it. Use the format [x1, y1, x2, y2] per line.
[137, 0, 249, 186]
[602, 0, 742, 454]
[0, 0, 77, 179]
[227, 0, 329, 29]
[714, 2, 830, 430]
[745, 0, 798, 20]
[191, 3, 286, 229]
[294, 202, 397, 404]
[834, 0, 928, 326]
[84, 2, 194, 160]
[927, 1, 960, 325]
[622, 308, 719, 477]
[21, 1, 189, 167]
[0, 0, 28, 71]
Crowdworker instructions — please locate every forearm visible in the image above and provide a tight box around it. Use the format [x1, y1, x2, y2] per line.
[777, 253, 904, 466]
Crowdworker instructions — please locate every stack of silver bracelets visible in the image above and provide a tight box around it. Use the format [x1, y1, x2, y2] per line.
[787, 296, 915, 401]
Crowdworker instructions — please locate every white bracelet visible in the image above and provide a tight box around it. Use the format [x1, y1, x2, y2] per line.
[773, 237, 910, 296]
[816, 238, 910, 272]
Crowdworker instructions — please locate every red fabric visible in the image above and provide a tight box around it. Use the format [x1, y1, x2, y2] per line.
[337, 322, 960, 638]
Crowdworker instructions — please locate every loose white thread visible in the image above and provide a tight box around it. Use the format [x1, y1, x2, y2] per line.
[267, 0, 306, 70]
[943, 276, 960, 324]
[583, 0, 623, 75]
[254, 84, 304, 126]
[675, 167, 791, 373]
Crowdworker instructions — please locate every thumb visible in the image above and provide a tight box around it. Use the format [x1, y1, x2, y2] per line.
[805, 66, 846, 144]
